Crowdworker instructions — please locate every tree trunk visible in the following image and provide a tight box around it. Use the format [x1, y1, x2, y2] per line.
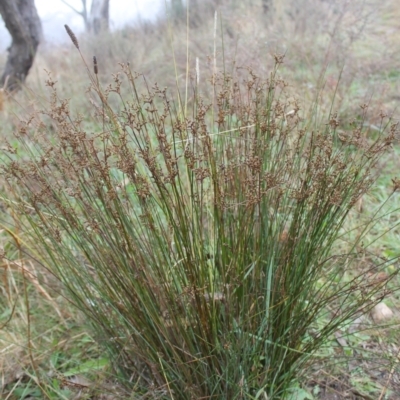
[81, 0, 89, 32]
[171, 0, 184, 21]
[89, 0, 109, 34]
[0, 0, 42, 91]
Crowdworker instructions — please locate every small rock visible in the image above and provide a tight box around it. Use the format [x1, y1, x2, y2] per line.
[334, 331, 348, 347]
[348, 315, 366, 334]
[371, 302, 393, 323]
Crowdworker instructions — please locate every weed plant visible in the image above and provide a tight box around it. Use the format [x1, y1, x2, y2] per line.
[1, 26, 399, 399]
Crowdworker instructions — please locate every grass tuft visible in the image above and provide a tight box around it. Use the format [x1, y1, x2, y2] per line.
[1, 30, 399, 399]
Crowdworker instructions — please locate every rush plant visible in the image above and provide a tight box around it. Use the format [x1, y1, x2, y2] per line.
[1, 27, 398, 399]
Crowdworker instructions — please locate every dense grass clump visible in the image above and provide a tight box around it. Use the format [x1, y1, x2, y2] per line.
[1, 35, 398, 398]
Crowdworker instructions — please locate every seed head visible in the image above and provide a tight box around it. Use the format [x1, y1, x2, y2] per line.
[93, 56, 98, 75]
[392, 177, 400, 192]
[64, 24, 79, 49]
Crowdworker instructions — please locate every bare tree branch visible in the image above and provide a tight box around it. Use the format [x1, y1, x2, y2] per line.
[59, 0, 84, 16]
[59, 0, 89, 31]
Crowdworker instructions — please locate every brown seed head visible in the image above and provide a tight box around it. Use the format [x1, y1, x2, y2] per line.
[93, 56, 98, 74]
[64, 24, 79, 49]
[392, 177, 400, 192]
